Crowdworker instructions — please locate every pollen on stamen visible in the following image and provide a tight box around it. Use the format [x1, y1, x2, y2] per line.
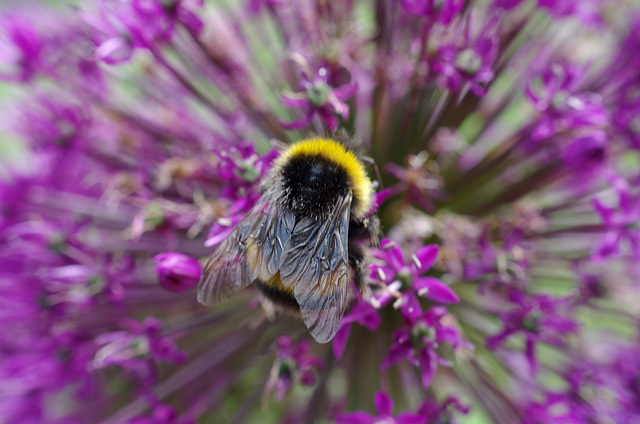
[217, 217, 232, 226]
[370, 297, 381, 309]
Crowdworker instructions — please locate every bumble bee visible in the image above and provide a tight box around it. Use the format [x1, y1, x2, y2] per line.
[197, 135, 379, 343]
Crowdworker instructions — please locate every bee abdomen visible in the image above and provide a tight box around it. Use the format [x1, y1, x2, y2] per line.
[256, 276, 299, 310]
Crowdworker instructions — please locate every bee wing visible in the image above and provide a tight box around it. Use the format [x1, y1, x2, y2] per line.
[197, 192, 295, 306]
[280, 192, 352, 343]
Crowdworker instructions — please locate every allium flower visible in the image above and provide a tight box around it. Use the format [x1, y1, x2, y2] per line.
[3, 0, 640, 422]
[265, 336, 325, 400]
[153, 252, 202, 292]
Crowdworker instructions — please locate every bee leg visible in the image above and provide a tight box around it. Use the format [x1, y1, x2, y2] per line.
[348, 214, 381, 300]
[364, 215, 380, 246]
[349, 215, 381, 246]
[257, 297, 277, 323]
[348, 242, 371, 299]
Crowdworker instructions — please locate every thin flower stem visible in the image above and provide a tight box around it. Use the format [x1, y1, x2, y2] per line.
[471, 163, 564, 215]
[399, 21, 433, 142]
[99, 325, 265, 424]
[534, 224, 605, 238]
[148, 46, 240, 138]
[302, 350, 334, 424]
[179, 32, 289, 141]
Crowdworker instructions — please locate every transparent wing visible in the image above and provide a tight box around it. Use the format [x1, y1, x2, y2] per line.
[280, 192, 352, 343]
[197, 193, 295, 306]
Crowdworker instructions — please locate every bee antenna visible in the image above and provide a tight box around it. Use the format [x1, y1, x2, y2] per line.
[361, 155, 383, 190]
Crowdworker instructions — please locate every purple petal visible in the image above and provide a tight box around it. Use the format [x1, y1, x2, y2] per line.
[365, 188, 393, 216]
[592, 198, 613, 225]
[279, 108, 314, 130]
[370, 264, 395, 283]
[373, 391, 394, 417]
[319, 109, 340, 131]
[386, 244, 406, 273]
[332, 323, 352, 360]
[412, 244, 439, 274]
[417, 348, 437, 388]
[525, 337, 537, 374]
[333, 81, 358, 100]
[400, 292, 423, 322]
[413, 277, 459, 304]
[343, 302, 381, 331]
[591, 230, 621, 262]
[96, 37, 133, 64]
[382, 337, 410, 369]
[280, 93, 310, 108]
[178, 9, 204, 36]
[153, 252, 201, 292]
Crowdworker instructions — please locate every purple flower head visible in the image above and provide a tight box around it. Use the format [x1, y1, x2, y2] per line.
[611, 344, 640, 417]
[153, 252, 202, 292]
[44, 264, 106, 310]
[454, 208, 542, 291]
[518, 355, 636, 423]
[383, 306, 470, 388]
[204, 144, 278, 248]
[526, 63, 585, 112]
[92, 317, 185, 385]
[89, 0, 201, 62]
[561, 131, 607, 173]
[428, 13, 500, 96]
[17, 96, 92, 152]
[525, 63, 609, 151]
[214, 142, 278, 201]
[487, 291, 578, 373]
[612, 85, 640, 149]
[266, 336, 325, 400]
[371, 238, 459, 317]
[280, 55, 357, 131]
[591, 172, 640, 261]
[336, 391, 424, 424]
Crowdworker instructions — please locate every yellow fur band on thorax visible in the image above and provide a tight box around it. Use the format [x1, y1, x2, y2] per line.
[274, 137, 373, 218]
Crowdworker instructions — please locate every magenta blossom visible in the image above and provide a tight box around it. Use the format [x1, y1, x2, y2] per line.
[332, 301, 382, 360]
[371, 238, 459, 321]
[591, 173, 640, 261]
[487, 291, 578, 373]
[383, 307, 470, 388]
[280, 57, 358, 131]
[266, 336, 325, 400]
[153, 252, 202, 292]
[91, 318, 186, 386]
